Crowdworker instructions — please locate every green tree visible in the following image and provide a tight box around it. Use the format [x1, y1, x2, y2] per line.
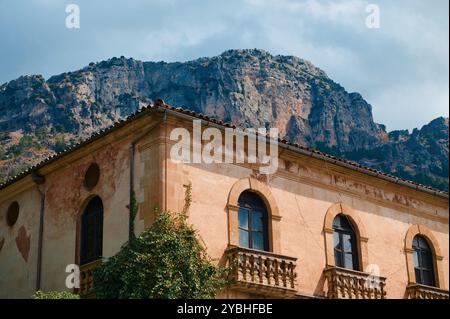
[54, 124, 65, 133]
[7, 135, 35, 156]
[0, 146, 6, 159]
[54, 138, 67, 153]
[93, 205, 228, 299]
[35, 127, 47, 140]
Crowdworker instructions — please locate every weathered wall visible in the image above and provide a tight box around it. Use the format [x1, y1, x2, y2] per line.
[0, 115, 161, 297]
[135, 123, 166, 231]
[38, 137, 131, 292]
[161, 119, 449, 299]
[0, 113, 448, 299]
[165, 159, 448, 298]
[0, 186, 41, 298]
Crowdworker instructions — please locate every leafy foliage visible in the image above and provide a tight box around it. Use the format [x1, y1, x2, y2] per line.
[7, 135, 36, 156]
[0, 146, 5, 160]
[35, 127, 47, 140]
[93, 208, 228, 299]
[7, 163, 30, 178]
[33, 291, 80, 299]
[54, 138, 67, 153]
[345, 147, 385, 161]
[396, 166, 449, 192]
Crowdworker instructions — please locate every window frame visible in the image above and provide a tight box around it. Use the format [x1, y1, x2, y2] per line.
[412, 235, 436, 287]
[237, 191, 269, 252]
[79, 196, 104, 265]
[404, 224, 444, 290]
[332, 214, 360, 271]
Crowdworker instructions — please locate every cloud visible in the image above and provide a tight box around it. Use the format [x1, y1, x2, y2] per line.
[0, 0, 447, 130]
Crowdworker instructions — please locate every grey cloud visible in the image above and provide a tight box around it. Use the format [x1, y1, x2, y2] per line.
[0, 0, 448, 130]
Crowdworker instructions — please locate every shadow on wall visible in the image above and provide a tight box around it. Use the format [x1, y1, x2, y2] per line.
[313, 271, 327, 298]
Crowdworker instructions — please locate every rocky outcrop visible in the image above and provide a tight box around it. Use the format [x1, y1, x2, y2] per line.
[0, 49, 448, 191]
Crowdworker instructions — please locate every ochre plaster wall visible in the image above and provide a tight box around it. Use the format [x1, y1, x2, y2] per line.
[0, 114, 447, 299]
[0, 186, 41, 298]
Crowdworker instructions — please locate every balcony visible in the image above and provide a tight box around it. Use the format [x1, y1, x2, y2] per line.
[406, 284, 449, 299]
[79, 259, 101, 298]
[323, 266, 386, 299]
[226, 246, 297, 298]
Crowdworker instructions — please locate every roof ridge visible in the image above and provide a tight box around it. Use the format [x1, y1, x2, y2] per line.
[0, 101, 448, 197]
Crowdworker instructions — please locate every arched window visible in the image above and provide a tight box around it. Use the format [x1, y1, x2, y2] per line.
[80, 196, 103, 265]
[412, 235, 436, 287]
[333, 214, 359, 270]
[237, 191, 269, 251]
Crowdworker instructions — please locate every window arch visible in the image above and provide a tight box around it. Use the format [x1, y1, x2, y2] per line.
[227, 177, 282, 253]
[405, 224, 445, 289]
[323, 202, 369, 270]
[332, 214, 360, 270]
[80, 196, 103, 265]
[412, 235, 436, 287]
[237, 191, 269, 251]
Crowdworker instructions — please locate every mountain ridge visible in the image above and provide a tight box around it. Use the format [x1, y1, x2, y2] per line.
[0, 49, 448, 191]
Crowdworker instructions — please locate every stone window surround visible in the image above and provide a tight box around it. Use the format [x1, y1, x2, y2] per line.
[323, 202, 369, 271]
[226, 178, 282, 253]
[226, 179, 448, 294]
[227, 183, 370, 266]
[405, 224, 445, 289]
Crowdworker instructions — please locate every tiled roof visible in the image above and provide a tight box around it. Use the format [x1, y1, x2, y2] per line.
[0, 100, 448, 198]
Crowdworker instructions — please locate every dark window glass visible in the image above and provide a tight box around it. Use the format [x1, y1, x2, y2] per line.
[84, 163, 100, 190]
[343, 233, 352, 252]
[413, 249, 420, 267]
[412, 235, 436, 287]
[80, 196, 103, 265]
[252, 211, 264, 231]
[237, 191, 269, 251]
[252, 232, 264, 251]
[6, 201, 20, 227]
[344, 252, 354, 269]
[238, 229, 249, 248]
[414, 268, 422, 284]
[332, 214, 359, 271]
[238, 208, 249, 230]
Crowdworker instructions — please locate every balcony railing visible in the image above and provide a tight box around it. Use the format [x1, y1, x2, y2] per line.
[323, 266, 387, 299]
[79, 259, 101, 298]
[406, 283, 449, 299]
[226, 246, 297, 298]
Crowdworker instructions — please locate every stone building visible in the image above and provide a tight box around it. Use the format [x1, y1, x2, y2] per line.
[0, 102, 448, 299]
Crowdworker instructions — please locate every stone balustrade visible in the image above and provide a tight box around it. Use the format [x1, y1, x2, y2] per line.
[79, 259, 101, 298]
[226, 246, 297, 297]
[323, 266, 386, 299]
[406, 283, 449, 299]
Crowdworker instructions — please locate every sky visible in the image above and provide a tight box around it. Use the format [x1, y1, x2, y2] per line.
[0, 0, 448, 131]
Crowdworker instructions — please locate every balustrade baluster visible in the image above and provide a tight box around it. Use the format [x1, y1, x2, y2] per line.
[273, 259, 279, 286]
[257, 255, 263, 284]
[323, 267, 387, 300]
[249, 254, 255, 282]
[226, 247, 297, 296]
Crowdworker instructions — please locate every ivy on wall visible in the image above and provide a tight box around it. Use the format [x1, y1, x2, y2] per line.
[93, 185, 228, 299]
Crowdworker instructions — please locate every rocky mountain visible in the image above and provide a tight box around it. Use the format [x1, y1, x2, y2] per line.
[0, 49, 448, 191]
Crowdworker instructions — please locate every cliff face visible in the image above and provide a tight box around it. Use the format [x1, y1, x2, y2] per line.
[0, 49, 448, 191]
